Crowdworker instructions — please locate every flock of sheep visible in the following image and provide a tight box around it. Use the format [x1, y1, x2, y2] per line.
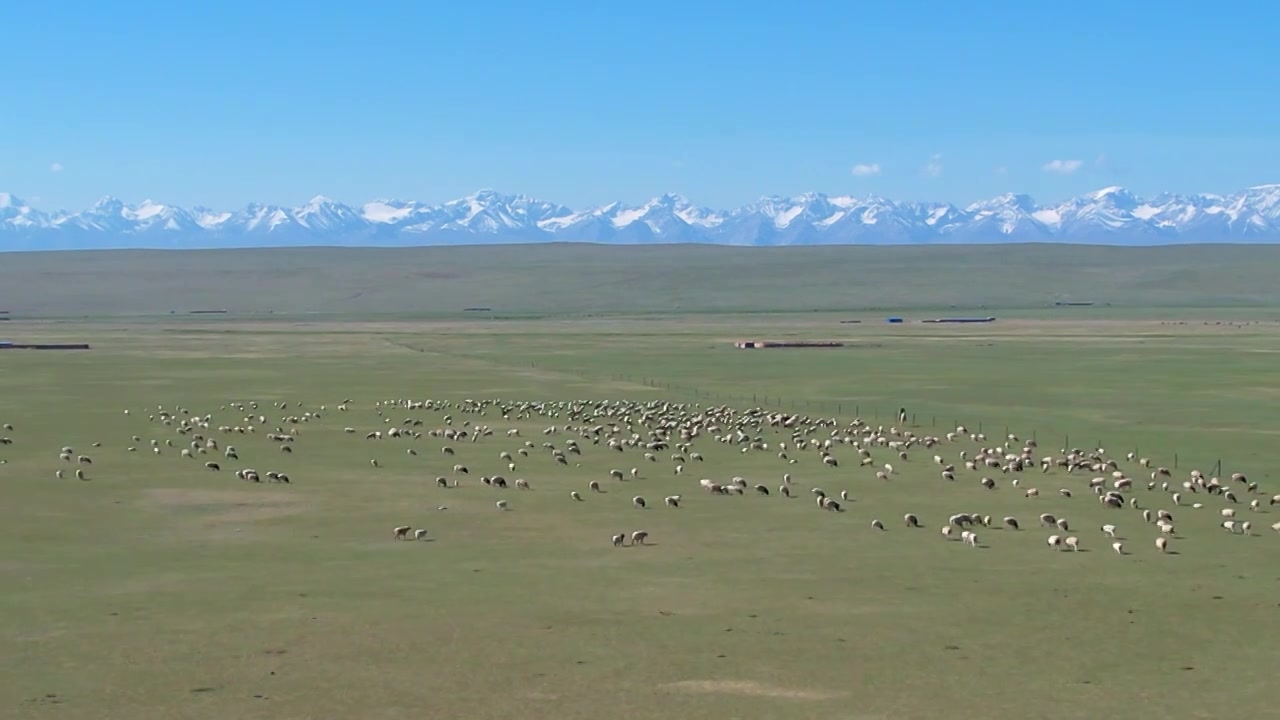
[11, 398, 1280, 557]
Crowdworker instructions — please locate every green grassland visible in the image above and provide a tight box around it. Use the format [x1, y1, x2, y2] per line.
[5, 242, 1280, 317]
[2, 245, 1280, 720]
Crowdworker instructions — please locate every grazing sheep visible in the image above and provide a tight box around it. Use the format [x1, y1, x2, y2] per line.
[630, 530, 649, 546]
[1047, 535, 1063, 550]
[754, 484, 770, 495]
[633, 496, 647, 509]
[1101, 524, 1117, 538]
[941, 526, 954, 540]
[664, 495, 680, 507]
[414, 529, 428, 540]
[1221, 508, 1236, 518]
[1003, 516, 1020, 530]
[903, 513, 921, 528]
[1241, 521, 1252, 534]
[963, 531, 978, 547]
[496, 500, 509, 511]
[1065, 536, 1080, 551]
[394, 525, 412, 540]
[1271, 521, 1280, 533]
[1112, 541, 1124, 555]
[1222, 520, 1237, 533]
[1156, 536, 1169, 553]
[612, 533, 626, 547]
[779, 485, 791, 497]
[205, 462, 220, 471]
[589, 480, 602, 493]
[871, 519, 885, 530]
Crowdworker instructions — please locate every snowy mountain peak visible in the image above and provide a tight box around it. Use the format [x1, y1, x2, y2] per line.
[3, 184, 1280, 250]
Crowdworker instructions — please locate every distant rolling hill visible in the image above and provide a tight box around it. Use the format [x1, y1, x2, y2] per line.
[3, 243, 1280, 318]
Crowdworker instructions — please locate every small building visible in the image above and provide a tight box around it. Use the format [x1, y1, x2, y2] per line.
[922, 317, 996, 324]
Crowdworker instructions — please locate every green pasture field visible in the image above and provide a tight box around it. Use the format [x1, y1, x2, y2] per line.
[2, 246, 1280, 719]
[5, 242, 1280, 317]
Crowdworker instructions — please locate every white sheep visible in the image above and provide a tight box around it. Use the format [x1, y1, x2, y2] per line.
[940, 526, 954, 540]
[495, 500, 509, 511]
[414, 529, 428, 540]
[630, 530, 649, 546]
[633, 496, 647, 509]
[1241, 521, 1252, 535]
[1112, 541, 1124, 555]
[1101, 524, 1117, 538]
[570, 491, 583, 501]
[664, 495, 680, 507]
[964, 531, 978, 547]
[870, 519, 885, 530]
[612, 533, 626, 547]
[1221, 508, 1236, 518]
[1047, 534, 1063, 550]
[1156, 536, 1169, 553]
[394, 525, 411, 540]
[1065, 536, 1080, 551]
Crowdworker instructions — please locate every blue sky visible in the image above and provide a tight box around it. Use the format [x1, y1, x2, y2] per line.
[3, 0, 1278, 211]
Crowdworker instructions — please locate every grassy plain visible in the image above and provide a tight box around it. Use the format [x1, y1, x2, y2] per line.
[3, 245, 1280, 720]
[5, 242, 1280, 317]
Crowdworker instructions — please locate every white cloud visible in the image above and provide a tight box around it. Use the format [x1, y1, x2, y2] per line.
[851, 163, 881, 177]
[50, 162, 63, 173]
[1041, 159, 1083, 174]
[922, 154, 943, 178]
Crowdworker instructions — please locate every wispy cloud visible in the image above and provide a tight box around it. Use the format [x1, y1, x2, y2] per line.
[50, 162, 64, 173]
[922, 154, 943, 178]
[850, 162, 881, 177]
[994, 166, 1008, 176]
[1041, 159, 1083, 175]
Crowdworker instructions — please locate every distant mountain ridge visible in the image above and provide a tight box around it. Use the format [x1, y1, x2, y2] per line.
[3, 185, 1280, 250]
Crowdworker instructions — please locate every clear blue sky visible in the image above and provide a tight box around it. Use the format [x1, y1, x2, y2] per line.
[3, 0, 1278, 211]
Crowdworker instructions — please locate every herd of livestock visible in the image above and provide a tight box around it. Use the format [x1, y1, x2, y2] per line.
[10, 398, 1280, 554]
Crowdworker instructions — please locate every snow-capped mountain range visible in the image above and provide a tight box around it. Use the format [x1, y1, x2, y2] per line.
[3, 185, 1280, 250]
